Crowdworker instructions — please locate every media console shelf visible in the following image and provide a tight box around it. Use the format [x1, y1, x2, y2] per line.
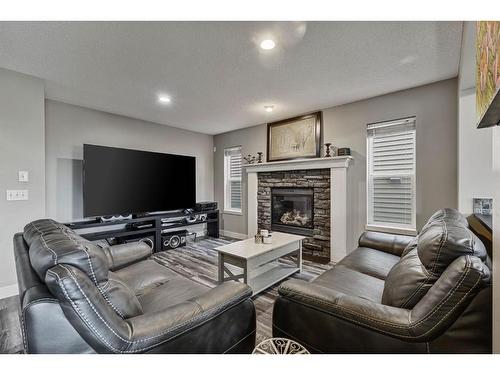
[65, 209, 219, 252]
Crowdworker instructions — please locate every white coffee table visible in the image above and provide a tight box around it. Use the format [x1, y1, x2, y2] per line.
[215, 232, 304, 296]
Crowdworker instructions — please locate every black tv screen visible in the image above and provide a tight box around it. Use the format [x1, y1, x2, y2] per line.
[83, 144, 196, 217]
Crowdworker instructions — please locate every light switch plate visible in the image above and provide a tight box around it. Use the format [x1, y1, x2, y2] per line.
[6, 190, 29, 201]
[18, 170, 29, 182]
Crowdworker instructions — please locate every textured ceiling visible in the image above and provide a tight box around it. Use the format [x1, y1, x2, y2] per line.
[0, 21, 462, 135]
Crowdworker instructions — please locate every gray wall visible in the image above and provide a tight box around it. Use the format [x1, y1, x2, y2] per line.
[492, 126, 500, 353]
[45, 100, 214, 221]
[214, 78, 458, 251]
[458, 88, 494, 214]
[0, 68, 45, 290]
[457, 22, 494, 214]
[214, 124, 267, 237]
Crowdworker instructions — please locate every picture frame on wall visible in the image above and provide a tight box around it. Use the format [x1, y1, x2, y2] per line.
[267, 111, 322, 162]
[476, 21, 500, 128]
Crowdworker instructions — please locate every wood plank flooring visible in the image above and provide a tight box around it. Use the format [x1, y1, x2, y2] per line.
[0, 236, 332, 353]
[152, 236, 333, 343]
[0, 295, 23, 354]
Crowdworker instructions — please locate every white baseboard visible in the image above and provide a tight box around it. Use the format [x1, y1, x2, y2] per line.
[0, 284, 18, 299]
[219, 230, 247, 240]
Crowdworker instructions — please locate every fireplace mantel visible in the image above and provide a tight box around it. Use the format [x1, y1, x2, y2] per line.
[245, 156, 352, 173]
[245, 156, 352, 262]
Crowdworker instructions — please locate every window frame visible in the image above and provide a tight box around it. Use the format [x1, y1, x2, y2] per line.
[366, 117, 417, 236]
[223, 146, 243, 215]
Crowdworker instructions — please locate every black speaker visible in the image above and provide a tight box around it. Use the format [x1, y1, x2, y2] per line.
[119, 235, 155, 250]
[162, 230, 187, 250]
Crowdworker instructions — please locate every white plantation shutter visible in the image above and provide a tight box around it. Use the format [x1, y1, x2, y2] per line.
[367, 117, 416, 233]
[224, 146, 242, 212]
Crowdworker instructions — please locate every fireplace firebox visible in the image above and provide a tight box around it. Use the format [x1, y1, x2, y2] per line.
[271, 188, 314, 236]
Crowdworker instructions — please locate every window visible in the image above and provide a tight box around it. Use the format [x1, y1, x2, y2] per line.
[224, 146, 242, 214]
[366, 117, 416, 235]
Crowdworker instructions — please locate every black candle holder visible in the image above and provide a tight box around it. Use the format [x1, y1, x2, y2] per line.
[324, 143, 332, 157]
[257, 152, 264, 163]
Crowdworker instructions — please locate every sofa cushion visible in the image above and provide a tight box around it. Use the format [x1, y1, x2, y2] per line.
[114, 258, 210, 314]
[23, 219, 68, 246]
[381, 247, 436, 308]
[382, 208, 487, 308]
[424, 208, 469, 229]
[138, 277, 210, 314]
[401, 236, 418, 257]
[114, 259, 182, 295]
[28, 223, 109, 284]
[338, 247, 400, 280]
[417, 215, 486, 277]
[104, 272, 144, 318]
[313, 265, 385, 302]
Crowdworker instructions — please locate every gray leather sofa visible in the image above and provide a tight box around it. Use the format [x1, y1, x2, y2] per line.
[14, 219, 256, 353]
[273, 209, 492, 353]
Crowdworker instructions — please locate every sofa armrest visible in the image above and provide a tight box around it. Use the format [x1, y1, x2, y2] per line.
[102, 240, 152, 270]
[358, 231, 414, 256]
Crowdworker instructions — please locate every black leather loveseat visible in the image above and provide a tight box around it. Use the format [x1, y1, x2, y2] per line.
[273, 209, 492, 353]
[14, 219, 256, 353]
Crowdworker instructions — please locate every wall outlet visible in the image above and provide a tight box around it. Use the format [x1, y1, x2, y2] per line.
[18, 170, 29, 182]
[6, 190, 29, 201]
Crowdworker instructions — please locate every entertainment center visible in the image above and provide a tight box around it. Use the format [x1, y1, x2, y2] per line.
[65, 208, 219, 252]
[66, 144, 219, 251]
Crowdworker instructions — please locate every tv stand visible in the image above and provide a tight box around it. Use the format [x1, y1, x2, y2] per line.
[99, 214, 133, 223]
[65, 209, 219, 252]
[132, 212, 156, 219]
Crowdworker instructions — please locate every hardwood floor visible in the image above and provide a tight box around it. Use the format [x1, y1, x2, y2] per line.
[0, 295, 23, 354]
[0, 236, 332, 353]
[153, 236, 332, 343]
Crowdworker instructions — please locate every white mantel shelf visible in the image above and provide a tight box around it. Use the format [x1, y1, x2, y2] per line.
[244, 156, 352, 173]
[245, 155, 353, 263]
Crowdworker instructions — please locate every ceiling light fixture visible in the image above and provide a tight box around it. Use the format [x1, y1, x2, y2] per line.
[158, 95, 171, 104]
[264, 105, 274, 113]
[260, 39, 276, 50]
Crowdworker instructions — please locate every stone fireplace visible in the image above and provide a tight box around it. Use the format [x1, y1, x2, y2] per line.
[257, 170, 330, 259]
[271, 187, 314, 236]
[246, 156, 352, 263]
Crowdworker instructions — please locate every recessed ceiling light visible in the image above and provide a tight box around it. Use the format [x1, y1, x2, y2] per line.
[260, 39, 276, 50]
[264, 105, 274, 113]
[158, 95, 171, 104]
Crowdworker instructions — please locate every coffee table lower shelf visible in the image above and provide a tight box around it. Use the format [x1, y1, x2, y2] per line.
[224, 261, 299, 296]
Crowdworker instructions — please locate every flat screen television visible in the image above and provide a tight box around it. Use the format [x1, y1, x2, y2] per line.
[83, 144, 196, 217]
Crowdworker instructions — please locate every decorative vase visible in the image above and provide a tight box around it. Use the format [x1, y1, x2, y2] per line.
[324, 143, 332, 157]
[257, 152, 264, 163]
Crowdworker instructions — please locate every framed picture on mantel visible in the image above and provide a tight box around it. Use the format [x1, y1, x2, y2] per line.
[267, 111, 322, 162]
